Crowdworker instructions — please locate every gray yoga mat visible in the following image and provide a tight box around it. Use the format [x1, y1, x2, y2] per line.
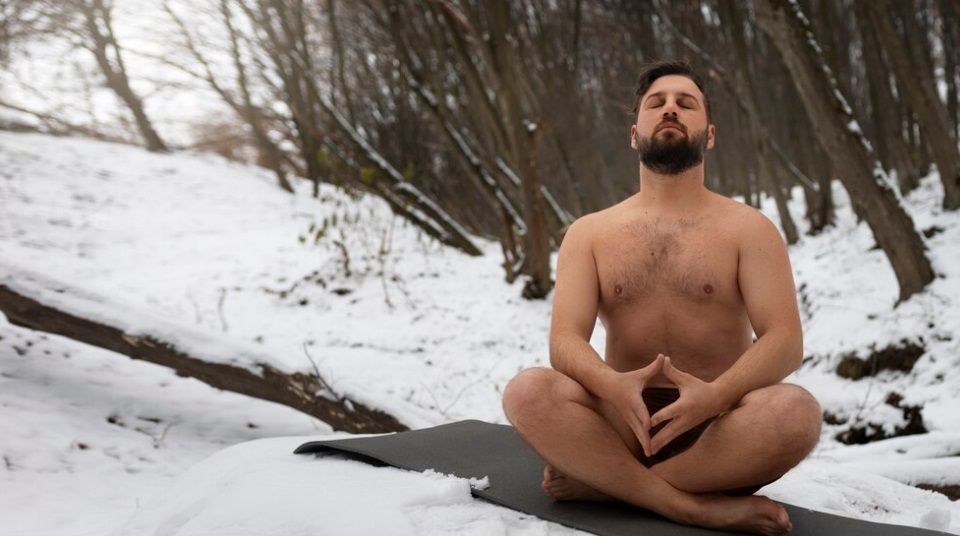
[294, 420, 947, 535]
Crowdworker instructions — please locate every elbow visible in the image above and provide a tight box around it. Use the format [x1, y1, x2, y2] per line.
[548, 337, 564, 369]
[761, 326, 803, 373]
[787, 331, 804, 372]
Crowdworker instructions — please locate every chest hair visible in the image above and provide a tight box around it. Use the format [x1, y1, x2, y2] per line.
[603, 217, 720, 303]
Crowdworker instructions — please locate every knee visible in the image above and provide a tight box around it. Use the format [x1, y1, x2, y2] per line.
[748, 384, 822, 454]
[502, 367, 556, 426]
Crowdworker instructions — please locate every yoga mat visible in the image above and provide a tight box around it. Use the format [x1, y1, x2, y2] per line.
[294, 420, 947, 535]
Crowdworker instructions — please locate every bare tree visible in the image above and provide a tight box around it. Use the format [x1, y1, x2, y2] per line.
[7, 0, 955, 301]
[943, 0, 959, 142]
[755, 0, 934, 303]
[863, 0, 960, 209]
[51, 0, 169, 152]
[1, 0, 42, 67]
[853, 0, 921, 194]
[235, 0, 325, 193]
[163, 0, 294, 193]
[160, 0, 483, 255]
[340, 0, 563, 296]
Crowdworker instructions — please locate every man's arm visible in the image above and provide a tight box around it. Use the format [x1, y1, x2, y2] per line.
[714, 209, 804, 403]
[548, 217, 605, 388]
[550, 216, 664, 456]
[649, 209, 802, 453]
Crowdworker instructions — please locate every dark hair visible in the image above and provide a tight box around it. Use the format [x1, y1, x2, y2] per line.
[632, 60, 711, 123]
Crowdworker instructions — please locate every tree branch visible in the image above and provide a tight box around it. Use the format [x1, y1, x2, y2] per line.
[0, 278, 406, 434]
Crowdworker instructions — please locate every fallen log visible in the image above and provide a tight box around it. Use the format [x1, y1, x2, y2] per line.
[0, 280, 407, 434]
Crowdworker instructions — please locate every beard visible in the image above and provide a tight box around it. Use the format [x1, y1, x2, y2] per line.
[635, 126, 709, 175]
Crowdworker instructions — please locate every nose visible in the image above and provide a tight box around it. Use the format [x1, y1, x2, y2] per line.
[662, 99, 679, 118]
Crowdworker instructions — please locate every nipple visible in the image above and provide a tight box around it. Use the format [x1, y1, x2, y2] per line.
[703, 284, 714, 295]
[615, 285, 623, 296]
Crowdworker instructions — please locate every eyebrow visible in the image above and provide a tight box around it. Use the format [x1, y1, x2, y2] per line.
[643, 91, 701, 106]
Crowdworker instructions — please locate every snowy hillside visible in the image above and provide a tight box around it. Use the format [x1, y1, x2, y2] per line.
[0, 131, 958, 535]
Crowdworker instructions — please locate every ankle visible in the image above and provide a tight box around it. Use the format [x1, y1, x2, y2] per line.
[647, 488, 702, 526]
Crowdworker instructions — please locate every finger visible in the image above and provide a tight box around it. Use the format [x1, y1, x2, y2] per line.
[649, 405, 675, 429]
[650, 418, 690, 456]
[638, 425, 653, 458]
[635, 400, 652, 431]
[661, 356, 691, 384]
[644, 354, 665, 376]
[625, 411, 651, 457]
[634, 403, 653, 457]
[634, 415, 653, 457]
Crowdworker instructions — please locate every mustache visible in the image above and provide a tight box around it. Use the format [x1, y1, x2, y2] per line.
[656, 118, 687, 134]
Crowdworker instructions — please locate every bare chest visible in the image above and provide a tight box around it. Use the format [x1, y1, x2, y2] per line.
[595, 219, 739, 307]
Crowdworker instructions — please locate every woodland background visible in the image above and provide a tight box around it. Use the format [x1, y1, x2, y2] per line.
[2, 0, 958, 303]
[2, 3, 960, 531]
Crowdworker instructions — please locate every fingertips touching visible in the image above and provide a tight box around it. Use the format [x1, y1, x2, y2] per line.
[648, 407, 660, 427]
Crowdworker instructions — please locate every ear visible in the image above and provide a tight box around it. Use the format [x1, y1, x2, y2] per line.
[630, 125, 638, 150]
[706, 124, 716, 150]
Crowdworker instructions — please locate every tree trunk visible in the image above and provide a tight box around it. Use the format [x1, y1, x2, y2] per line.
[791, 95, 834, 233]
[370, 0, 558, 295]
[217, 0, 294, 193]
[854, 0, 919, 195]
[493, 5, 554, 298]
[942, 0, 959, 142]
[755, 0, 934, 303]
[865, 0, 960, 209]
[0, 282, 406, 434]
[79, 0, 167, 153]
[520, 118, 553, 298]
[261, 0, 323, 193]
[167, 0, 292, 193]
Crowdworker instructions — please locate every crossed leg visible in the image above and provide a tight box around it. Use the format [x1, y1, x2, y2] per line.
[502, 367, 822, 536]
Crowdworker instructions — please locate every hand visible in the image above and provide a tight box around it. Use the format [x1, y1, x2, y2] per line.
[648, 356, 723, 456]
[608, 354, 665, 458]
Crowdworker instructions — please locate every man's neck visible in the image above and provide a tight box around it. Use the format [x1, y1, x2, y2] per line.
[636, 164, 708, 212]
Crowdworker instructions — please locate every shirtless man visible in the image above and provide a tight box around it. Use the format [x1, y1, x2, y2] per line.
[501, 61, 822, 536]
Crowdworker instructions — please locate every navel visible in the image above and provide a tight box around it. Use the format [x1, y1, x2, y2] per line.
[702, 284, 714, 295]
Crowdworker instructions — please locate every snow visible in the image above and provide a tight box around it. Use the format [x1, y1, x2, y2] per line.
[113, 438, 542, 536]
[1, 131, 960, 535]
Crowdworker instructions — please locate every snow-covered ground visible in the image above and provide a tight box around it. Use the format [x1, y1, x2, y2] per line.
[0, 131, 958, 535]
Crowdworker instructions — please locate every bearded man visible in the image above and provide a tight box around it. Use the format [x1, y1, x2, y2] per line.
[502, 61, 822, 536]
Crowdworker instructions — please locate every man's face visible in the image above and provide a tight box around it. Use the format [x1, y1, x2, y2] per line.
[630, 75, 715, 175]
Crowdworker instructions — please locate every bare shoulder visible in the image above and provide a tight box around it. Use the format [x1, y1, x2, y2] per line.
[710, 194, 785, 246]
[561, 199, 631, 247]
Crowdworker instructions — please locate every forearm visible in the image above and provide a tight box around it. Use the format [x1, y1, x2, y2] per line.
[710, 329, 802, 410]
[549, 334, 618, 398]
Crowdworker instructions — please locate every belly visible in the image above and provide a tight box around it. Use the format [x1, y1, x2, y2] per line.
[600, 298, 753, 383]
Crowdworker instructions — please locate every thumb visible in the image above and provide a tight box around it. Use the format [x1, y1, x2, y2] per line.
[651, 353, 666, 372]
[640, 354, 664, 377]
[662, 356, 687, 383]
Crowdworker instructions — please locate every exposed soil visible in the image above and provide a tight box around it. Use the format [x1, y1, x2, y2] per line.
[834, 391, 927, 445]
[836, 340, 925, 380]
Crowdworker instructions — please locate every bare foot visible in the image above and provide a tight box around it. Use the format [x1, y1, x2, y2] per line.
[540, 466, 789, 535]
[677, 493, 792, 536]
[541, 465, 614, 502]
